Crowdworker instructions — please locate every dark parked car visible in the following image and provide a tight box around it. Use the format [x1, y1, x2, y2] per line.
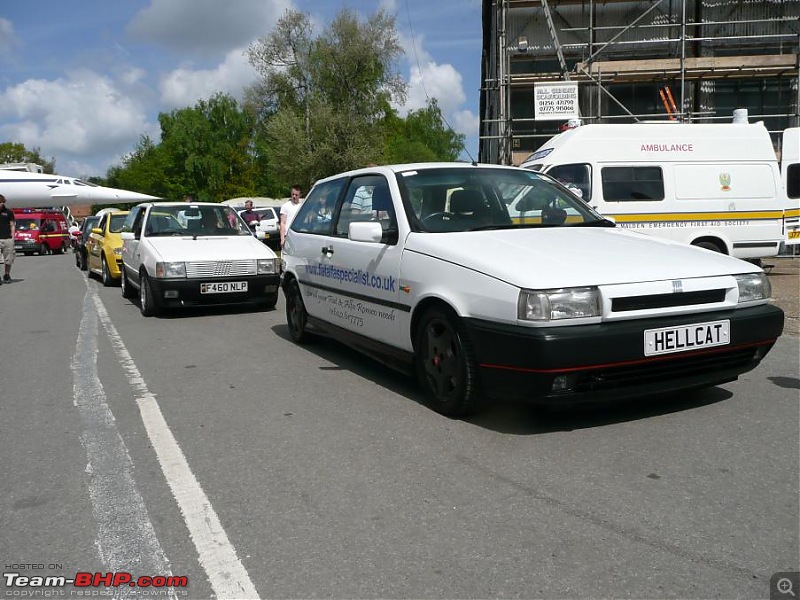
[73, 215, 101, 270]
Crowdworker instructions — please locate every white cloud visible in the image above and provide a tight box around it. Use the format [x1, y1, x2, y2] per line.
[0, 18, 16, 56]
[121, 67, 147, 87]
[392, 29, 476, 153]
[452, 109, 479, 136]
[405, 61, 466, 116]
[127, 0, 293, 58]
[159, 49, 258, 107]
[0, 70, 155, 175]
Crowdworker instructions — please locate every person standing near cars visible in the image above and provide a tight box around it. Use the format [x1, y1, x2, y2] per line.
[280, 185, 303, 248]
[242, 200, 259, 228]
[0, 194, 15, 284]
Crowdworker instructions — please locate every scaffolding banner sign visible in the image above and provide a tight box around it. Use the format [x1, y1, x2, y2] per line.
[534, 82, 580, 121]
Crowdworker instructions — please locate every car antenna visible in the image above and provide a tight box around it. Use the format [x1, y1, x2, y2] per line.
[405, 0, 476, 165]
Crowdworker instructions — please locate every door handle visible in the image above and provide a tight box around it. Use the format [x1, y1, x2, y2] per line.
[321, 245, 334, 256]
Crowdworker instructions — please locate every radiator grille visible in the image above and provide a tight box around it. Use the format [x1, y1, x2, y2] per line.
[612, 289, 726, 312]
[186, 260, 256, 278]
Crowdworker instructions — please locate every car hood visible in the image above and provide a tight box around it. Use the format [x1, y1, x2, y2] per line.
[403, 228, 759, 288]
[144, 235, 275, 261]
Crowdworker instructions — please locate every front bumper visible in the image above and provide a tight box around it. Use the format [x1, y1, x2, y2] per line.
[464, 304, 784, 405]
[149, 274, 281, 307]
[14, 239, 39, 252]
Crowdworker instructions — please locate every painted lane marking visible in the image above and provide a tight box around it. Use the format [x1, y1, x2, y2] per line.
[88, 287, 259, 599]
[72, 290, 177, 596]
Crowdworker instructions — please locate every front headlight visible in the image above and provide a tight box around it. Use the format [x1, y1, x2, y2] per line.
[155, 261, 186, 279]
[257, 258, 278, 274]
[113, 247, 123, 257]
[518, 287, 601, 321]
[735, 273, 770, 303]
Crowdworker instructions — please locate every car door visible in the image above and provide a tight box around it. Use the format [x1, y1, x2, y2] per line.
[293, 174, 405, 347]
[86, 214, 106, 272]
[121, 206, 146, 287]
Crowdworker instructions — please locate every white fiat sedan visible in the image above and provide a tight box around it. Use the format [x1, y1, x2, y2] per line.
[281, 163, 784, 417]
[120, 202, 281, 316]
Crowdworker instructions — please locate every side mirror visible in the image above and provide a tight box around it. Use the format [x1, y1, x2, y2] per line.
[349, 221, 384, 243]
[542, 206, 568, 225]
[120, 232, 135, 241]
[91, 227, 102, 235]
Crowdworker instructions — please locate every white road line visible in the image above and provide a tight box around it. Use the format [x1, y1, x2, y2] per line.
[72, 291, 176, 598]
[89, 289, 260, 600]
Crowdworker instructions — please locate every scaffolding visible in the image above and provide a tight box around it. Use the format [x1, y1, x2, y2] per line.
[479, 0, 800, 165]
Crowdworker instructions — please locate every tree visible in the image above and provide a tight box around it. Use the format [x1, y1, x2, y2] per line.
[0, 142, 56, 173]
[382, 99, 465, 164]
[246, 8, 407, 188]
[107, 135, 168, 197]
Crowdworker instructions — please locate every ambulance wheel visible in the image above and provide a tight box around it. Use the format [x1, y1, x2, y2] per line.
[139, 273, 161, 317]
[285, 278, 310, 343]
[101, 256, 113, 287]
[414, 306, 483, 418]
[39, 243, 49, 256]
[692, 240, 724, 253]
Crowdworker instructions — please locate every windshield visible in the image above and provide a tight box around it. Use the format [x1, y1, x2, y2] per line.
[15, 218, 39, 231]
[398, 167, 607, 232]
[144, 205, 251, 237]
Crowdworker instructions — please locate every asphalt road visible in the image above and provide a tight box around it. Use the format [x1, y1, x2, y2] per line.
[1, 253, 798, 600]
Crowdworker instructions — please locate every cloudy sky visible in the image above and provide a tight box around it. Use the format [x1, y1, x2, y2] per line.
[0, 0, 482, 178]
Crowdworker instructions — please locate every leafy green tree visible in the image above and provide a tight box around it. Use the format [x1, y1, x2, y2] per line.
[247, 8, 406, 188]
[382, 99, 465, 164]
[157, 93, 259, 201]
[107, 135, 168, 197]
[0, 142, 56, 173]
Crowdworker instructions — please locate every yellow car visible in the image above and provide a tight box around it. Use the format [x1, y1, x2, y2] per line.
[86, 210, 129, 286]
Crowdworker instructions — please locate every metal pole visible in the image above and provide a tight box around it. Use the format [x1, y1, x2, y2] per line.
[680, 0, 686, 122]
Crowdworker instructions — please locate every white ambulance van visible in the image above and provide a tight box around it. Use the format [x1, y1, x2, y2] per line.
[781, 127, 800, 249]
[519, 121, 785, 260]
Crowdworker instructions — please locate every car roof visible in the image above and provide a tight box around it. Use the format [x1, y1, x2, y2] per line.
[313, 161, 521, 185]
[141, 202, 231, 208]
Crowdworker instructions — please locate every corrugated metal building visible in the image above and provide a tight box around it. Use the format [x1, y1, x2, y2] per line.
[480, 0, 800, 165]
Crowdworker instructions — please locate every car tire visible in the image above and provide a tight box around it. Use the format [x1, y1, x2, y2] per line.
[101, 256, 113, 287]
[39, 243, 49, 256]
[121, 267, 135, 299]
[80, 252, 88, 271]
[139, 273, 160, 317]
[414, 306, 483, 418]
[263, 290, 279, 311]
[285, 279, 310, 343]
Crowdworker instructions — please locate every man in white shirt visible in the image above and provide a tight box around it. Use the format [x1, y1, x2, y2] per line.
[280, 185, 303, 248]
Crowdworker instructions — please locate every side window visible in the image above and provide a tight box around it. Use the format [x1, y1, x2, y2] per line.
[548, 163, 592, 201]
[334, 175, 397, 241]
[601, 166, 664, 201]
[292, 179, 346, 235]
[97, 215, 108, 232]
[787, 163, 800, 200]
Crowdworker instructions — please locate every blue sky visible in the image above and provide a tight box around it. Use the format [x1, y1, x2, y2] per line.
[0, 0, 482, 179]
